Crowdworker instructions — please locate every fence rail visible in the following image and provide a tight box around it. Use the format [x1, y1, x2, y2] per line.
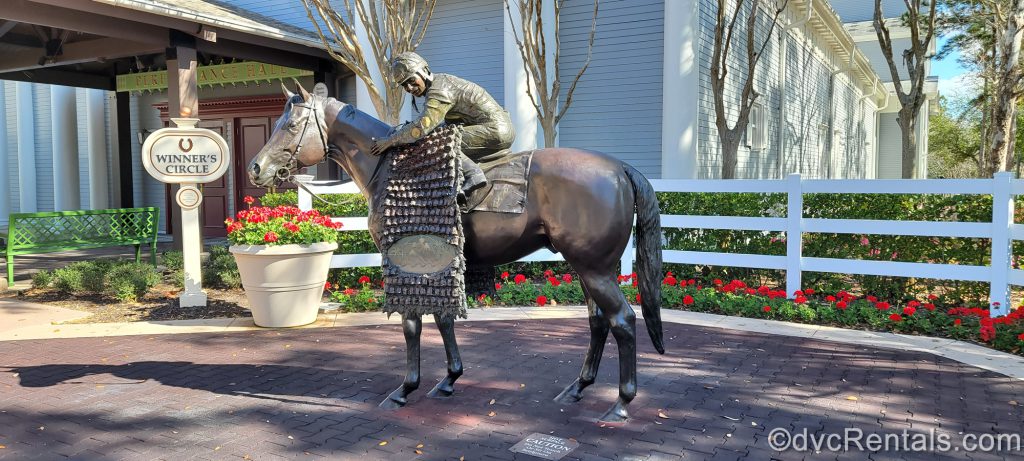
[296, 172, 1022, 317]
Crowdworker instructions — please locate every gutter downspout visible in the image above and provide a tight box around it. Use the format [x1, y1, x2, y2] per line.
[777, 0, 813, 178]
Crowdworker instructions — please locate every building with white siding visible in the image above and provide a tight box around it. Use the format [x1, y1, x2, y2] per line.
[0, 0, 933, 235]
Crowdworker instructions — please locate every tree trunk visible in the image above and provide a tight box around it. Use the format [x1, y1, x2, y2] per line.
[896, 108, 918, 178]
[990, 94, 1019, 173]
[720, 130, 741, 179]
[541, 116, 557, 148]
[989, 0, 1024, 175]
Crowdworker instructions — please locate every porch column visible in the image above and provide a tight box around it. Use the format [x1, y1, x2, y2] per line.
[16, 82, 36, 212]
[87, 89, 110, 209]
[660, 0, 699, 179]
[503, 0, 538, 152]
[51, 85, 80, 211]
[166, 41, 198, 250]
[0, 82, 9, 223]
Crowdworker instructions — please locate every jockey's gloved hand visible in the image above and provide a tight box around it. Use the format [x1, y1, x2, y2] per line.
[370, 137, 392, 156]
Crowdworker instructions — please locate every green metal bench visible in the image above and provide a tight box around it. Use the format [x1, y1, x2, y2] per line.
[1, 207, 160, 287]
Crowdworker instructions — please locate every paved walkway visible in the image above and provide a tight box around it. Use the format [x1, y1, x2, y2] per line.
[1, 304, 1023, 460]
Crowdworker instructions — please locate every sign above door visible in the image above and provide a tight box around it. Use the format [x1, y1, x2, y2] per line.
[116, 61, 313, 93]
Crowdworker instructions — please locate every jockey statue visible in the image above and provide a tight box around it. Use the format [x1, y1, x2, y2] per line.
[370, 52, 516, 200]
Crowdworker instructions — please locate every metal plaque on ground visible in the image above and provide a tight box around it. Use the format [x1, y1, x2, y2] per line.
[378, 125, 467, 320]
[509, 433, 580, 460]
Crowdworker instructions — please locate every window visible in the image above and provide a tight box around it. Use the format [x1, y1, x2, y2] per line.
[746, 102, 766, 150]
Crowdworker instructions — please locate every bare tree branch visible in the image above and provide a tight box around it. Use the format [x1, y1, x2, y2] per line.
[302, 0, 437, 124]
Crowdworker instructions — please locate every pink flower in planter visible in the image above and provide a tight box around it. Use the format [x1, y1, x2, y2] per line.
[263, 231, 279, 243]
[860, 236, 869, 246]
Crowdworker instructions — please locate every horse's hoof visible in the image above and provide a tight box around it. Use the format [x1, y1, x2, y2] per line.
[426, 383, 455, 398]
[378, 396, 406, 409]
[554, 380, 584, 405]
[598, 402, 629, 423]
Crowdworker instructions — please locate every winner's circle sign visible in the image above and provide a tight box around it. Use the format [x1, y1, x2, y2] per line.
[141, 118, 230, 183]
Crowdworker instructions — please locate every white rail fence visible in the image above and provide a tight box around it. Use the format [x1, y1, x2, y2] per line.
[297, 172, 1022, 317]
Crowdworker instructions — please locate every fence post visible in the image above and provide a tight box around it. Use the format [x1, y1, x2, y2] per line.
[620, 232, 634, 278]
[295, 174, 314, 212]
[786, 173, 802, 298]
[990, 171, 1014, 317]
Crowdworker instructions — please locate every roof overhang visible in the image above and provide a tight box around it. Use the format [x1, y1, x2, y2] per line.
[798, 0, 888, 106]
[0, 0, 346, 91]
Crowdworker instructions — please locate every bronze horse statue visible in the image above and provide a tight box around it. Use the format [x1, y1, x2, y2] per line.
[247, 82, 664, 422]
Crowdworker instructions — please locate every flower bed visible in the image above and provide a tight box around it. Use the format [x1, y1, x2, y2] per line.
[476, 271, 1024, 357]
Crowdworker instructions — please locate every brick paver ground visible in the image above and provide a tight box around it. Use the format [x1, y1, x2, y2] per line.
[0, 319, 1021, 460]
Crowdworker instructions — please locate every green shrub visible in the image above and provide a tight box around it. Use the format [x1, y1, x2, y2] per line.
[31, 270, 53, 289]
[52, 265, 85, 294]
[203, 246, 241, 289]
[107, 262, 161, 302]
[162, 251, 185, 286]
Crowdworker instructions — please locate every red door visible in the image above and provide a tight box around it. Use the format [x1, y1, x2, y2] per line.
[199, 120, 230, 237]
[235, 116, 295, 208]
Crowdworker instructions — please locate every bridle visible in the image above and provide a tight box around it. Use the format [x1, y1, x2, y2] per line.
[275, 96, 330, 182]
[277, 95, 386, 204]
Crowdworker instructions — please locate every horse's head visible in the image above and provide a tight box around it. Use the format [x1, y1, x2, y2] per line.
[247, 81, 329, 187]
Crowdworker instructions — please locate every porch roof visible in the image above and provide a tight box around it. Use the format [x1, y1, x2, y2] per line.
[0, 0, 345, 91]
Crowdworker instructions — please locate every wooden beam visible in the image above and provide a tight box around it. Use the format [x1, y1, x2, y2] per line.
[0, 0, 168, 44]
[196, 38, 325, 71]
[0, 68, 114, 90]
[0, 37, 162, 73]
[116, 91, 133, 207]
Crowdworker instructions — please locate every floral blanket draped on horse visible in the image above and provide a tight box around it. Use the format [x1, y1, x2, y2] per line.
[378, 125, 467, 320]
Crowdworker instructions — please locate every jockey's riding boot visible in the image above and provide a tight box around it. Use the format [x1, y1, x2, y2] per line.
[460, 156, 488, 202]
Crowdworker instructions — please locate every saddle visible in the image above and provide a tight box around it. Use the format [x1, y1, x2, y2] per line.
[462, 150, 534, 214]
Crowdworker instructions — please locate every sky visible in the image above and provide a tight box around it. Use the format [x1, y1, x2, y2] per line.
[932, 35, 974, 100]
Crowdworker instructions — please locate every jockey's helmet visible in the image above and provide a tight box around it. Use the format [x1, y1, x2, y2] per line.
[391, 52, 431, 85]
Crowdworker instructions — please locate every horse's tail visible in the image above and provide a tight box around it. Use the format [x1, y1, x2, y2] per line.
[623, 163, 664, 354]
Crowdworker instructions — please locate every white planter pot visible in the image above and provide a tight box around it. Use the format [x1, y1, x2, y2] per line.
[229, 242, 338, 328]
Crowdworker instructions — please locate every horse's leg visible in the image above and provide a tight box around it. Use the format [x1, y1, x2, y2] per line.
[379, 314, 422, 409]
[554, 284, 610, 404]
[426, 314, 464, 398]
[580, 272, 637, 423]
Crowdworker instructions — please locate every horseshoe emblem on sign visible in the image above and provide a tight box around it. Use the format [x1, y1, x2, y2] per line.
[178, 138, 194, 152]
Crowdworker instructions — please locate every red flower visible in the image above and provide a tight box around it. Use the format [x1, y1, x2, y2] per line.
[501, 271, 509, 279]
[562, 274, 573, 283]
[368, 298, 376, 303]
[762, 306, 771, 313]
[324, 281, 332, 291]
[713, 279, 723, 286]
[358, 276, 371, 285]
[477, 293, 487, 302]
[889, 313, 902, 322]
[343, 288, 356, 296]
[826, 295, 836, 302]
[683, 295, 694, 305]
[688, 279, 696, 286]
[495, 283, 502, 291]
[547, 277, 561, 287]
[543, 269, 554, 277]
[927, 294, 938, 300]
[635, 293, 642, 304]
[954, 319, 962, 326]
[794, 296, 807, 304]
[836, 301, 848, 310]
[283, 222, 300, 233]
[875, 302, 890, 310]
[263, 231, 279, 243]
[536, 295, 548, 306]
[662, 275, 678, 286]
[980, 325, 996, 342]
[1017, 333, 1024, 341]
[923, 303, 935, 311]
[867, 295, 878, 303]
[514, 274, 527, 284]
[907, 300, 921, 308]
[794, 290, 804, 297]
[804, 288, 815, 295]
[244, 195, 255, 205]
[903, 306, 916, 316]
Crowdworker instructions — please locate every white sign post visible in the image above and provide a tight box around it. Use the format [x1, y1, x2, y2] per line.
[141, 117, 230, 307]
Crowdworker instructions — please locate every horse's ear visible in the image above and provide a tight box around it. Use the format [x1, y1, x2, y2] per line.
[281, 82, 295, 100]
[293, 78, 312, 102]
